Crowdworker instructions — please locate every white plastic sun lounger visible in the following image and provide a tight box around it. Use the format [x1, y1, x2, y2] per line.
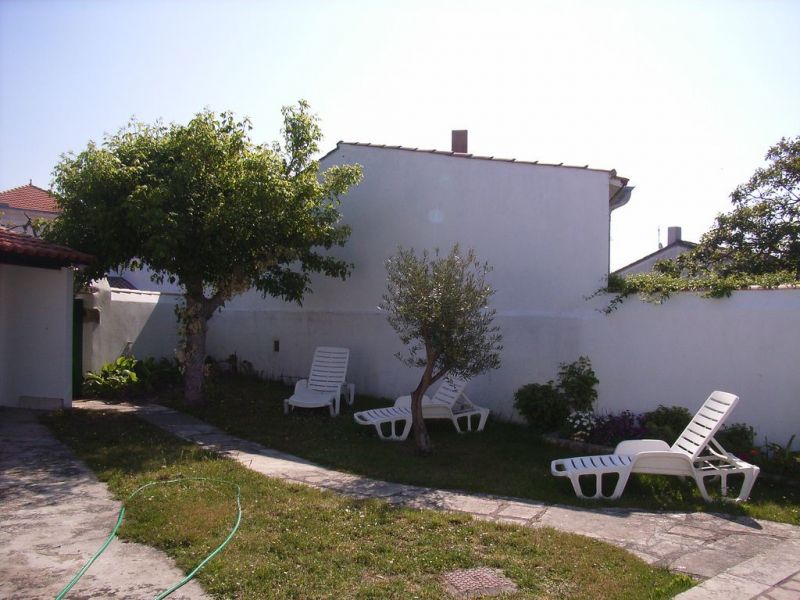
[353, 377, 490, 441]
[283, 347, 354, 417]
[551, 391, 760, 502]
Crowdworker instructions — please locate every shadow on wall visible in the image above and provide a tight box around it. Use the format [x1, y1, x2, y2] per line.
[79, 280, 181, 373]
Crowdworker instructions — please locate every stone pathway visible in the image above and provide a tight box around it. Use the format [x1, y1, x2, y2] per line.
[79, 401, 800, 599]
[0, 408, 209, 600]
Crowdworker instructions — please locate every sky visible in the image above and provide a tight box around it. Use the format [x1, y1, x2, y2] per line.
[1, 0, 798, 269]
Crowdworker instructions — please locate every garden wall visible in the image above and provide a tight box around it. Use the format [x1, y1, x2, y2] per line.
[79, 282, 181, 373]
[204, 288, 800, 447]
[87, 286, 799, 446]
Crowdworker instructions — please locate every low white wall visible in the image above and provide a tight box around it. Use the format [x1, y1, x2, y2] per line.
[79, 283, 181, 373]
[581, 289, 800, 446]
[89, 283, 800, 446]
[205, 289, 800, 447]
[0, 264, 73, 408]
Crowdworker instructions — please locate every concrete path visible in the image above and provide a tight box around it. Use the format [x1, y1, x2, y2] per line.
[0, 408, 210, 600]
[79, 401, 800, 599]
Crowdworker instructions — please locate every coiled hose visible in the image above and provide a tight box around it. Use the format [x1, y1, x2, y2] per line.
[55, 477, 242, 600]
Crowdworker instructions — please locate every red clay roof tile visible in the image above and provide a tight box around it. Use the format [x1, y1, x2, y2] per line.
[0, 184, 60, 213]
[0, 228, 93, 266]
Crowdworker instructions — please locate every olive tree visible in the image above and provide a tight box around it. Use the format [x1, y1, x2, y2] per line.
[380, 245, 502, 453]
[46, 102, 362, 405]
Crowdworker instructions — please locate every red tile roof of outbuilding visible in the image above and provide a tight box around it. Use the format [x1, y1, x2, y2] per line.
[0, 184, 60, 213]
[0, 228, 93, 266]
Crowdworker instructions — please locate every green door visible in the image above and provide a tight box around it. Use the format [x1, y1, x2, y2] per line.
[72, 298, 83, 398]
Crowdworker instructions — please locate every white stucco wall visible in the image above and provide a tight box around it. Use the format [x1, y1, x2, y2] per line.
[580, 289, 800, 446]
[0, 264, 74, 408]
[79, 282, 181, 373]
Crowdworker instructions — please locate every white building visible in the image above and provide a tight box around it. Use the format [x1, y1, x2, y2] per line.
[0, 228, 93, 409]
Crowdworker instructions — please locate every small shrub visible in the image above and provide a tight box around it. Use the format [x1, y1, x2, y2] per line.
[714, 422, 756, 456]
[642, 405, 692, 443]
[83, 356, 139, 397]
[134, 357, 181, 392]
[557, 356, 598, 412]
[761, 434, 799, 476]
[513, 383, 570, 433]
[588, 411, 646, 447]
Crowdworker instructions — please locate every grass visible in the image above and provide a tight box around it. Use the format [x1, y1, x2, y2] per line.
[168, 375, 800, 525]
[43, 409, 694, 599]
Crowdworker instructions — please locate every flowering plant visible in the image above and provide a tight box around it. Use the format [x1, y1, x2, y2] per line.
[562, 411, 597, 442]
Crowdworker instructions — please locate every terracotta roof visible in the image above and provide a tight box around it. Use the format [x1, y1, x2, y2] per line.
[322, 141, 628, 184]
[0, 228, 93, 268]
[0, 184, 60, 213]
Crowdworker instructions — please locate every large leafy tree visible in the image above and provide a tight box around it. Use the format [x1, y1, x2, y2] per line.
[380, 245, 502, 454]
[46, 102, 362, 405]
[670, 136, 800, 278]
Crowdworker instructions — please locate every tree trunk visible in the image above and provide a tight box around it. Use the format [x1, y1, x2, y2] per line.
[411, 366, 434, 455]
[183, 292, 209, 406]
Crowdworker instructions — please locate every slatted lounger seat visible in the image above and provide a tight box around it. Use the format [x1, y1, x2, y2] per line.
[354, 378, 490, 441]
[283, 347, 353, 417]
[551, 391, 760, 502]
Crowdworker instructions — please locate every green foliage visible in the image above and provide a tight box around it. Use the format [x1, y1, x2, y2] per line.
[380, 245, 502, 382]
[514, 383, 571, 433]
[600, 137, 800, 311]
[46, 102, 362, 298]
[762, 434, 799, 476]
[599, 270, 797, 313]
[84, 356, 139, 397]
[45, 101, 362, 404]
[514, 357, 599, 432]
[84, 356, 181, 398]
[714, 423, 757, 456]
[557, 355, 598, 411]
[133, 357, 182, 392]
[642, 405, 692, 443]
[677, 136, 800, 278]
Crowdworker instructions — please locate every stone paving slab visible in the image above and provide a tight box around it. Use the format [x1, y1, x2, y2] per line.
[0, 408, 210, 600]
[78, 400, 800, 600]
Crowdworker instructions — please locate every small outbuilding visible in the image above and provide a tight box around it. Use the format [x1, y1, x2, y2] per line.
[0, 228, 93, 409]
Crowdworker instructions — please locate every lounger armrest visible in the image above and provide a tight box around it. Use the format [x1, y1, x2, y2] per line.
[393, 394, 432, 410]
[294, 379, 309, 393]
[629, 450, 694, 476]
[614, 439, 671, 455]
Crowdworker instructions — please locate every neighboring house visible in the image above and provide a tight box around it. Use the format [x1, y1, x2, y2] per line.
[0, 228, 93, 409]
[0, 182, 59, 232]
[208, 132, 634, 407]
[614, 226, 697, 276]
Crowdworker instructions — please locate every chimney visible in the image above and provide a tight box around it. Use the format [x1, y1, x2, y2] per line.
[667, 226, 682, 246]
[451, 130, 468, 153]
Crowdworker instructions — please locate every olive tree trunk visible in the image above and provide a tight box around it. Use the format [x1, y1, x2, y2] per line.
[411, 362, 438, 454]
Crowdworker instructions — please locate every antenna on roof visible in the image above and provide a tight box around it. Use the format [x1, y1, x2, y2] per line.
[29, 179, 32, 185]
[657, 227, 663, 249]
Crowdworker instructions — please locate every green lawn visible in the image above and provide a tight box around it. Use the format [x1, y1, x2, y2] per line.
[169, 375, 800, 525]
[44, 410, 693, 599]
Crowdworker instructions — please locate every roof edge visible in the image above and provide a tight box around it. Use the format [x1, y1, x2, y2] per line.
[321, 141, 627, 179]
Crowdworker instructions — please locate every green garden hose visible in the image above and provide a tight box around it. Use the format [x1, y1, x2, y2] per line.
[55, 477, 242, 600]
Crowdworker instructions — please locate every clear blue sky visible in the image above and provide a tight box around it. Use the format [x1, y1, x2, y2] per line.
[1, 0, 798, 268]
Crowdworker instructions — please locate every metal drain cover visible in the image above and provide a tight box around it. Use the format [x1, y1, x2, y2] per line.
[442, 567, 518, 598]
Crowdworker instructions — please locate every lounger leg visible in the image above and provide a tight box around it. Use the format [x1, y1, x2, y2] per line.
[329, 396, 340, 417]
[607, 468, 632, 500]
[283, 400, 291, 415]
[736, 466, 759, 502]
[476, 410, 489, 432]
[693, 474, 713, 503]
[396, 418, 412, 441]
